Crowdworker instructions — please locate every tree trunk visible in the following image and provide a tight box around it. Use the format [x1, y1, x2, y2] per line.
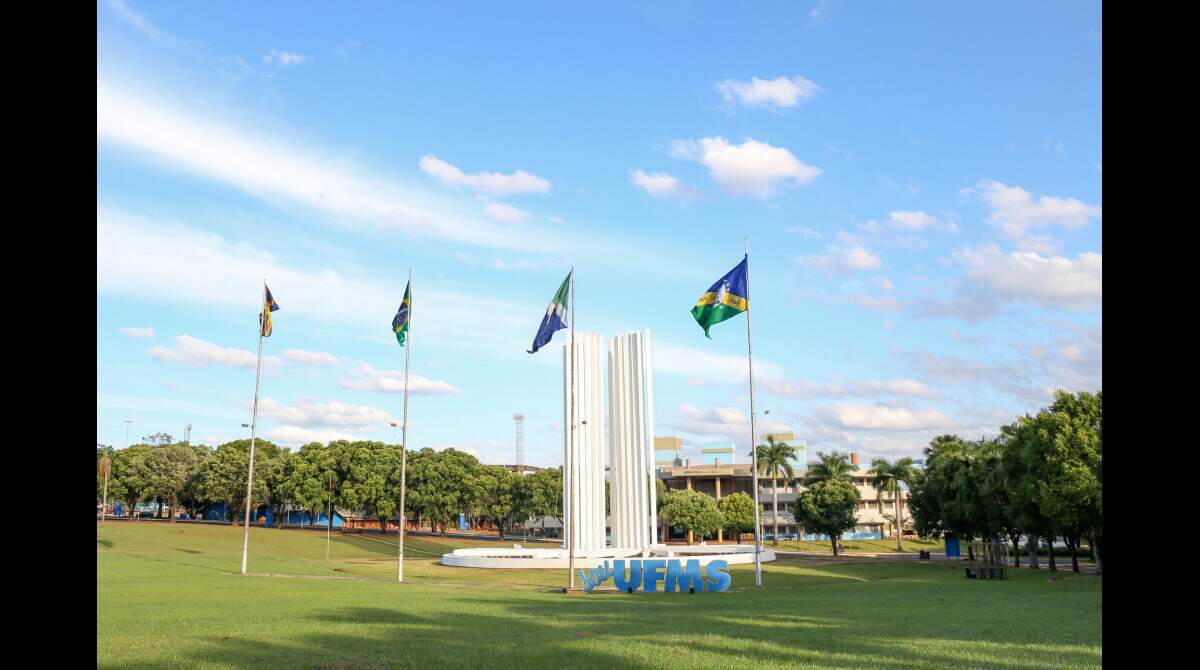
[1046, 536, 1057, 571]
[895, 488, 903, 551]
[830, 534, 838, 556]
[497, 523, 505, 542]
[1087, 534, 1095, 560]
[1029, 535, 1039, 569]
[1009, 532, 1020, 567]
[1094, 534, 1102, 576]
[169, 495, 177, 523]
[1068, 537, 1079, 573]
[157, 497, 164, 519]
[771, 475, 780, 547]
[967, 543, 975, 562]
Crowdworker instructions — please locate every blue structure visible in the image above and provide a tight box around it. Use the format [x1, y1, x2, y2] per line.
[945, 534, 960, 558]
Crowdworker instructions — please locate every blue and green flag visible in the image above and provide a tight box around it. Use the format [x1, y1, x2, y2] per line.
[392, 279, 411, 347]
[692, 256, 748, 338]
[528, 270, 571, 354]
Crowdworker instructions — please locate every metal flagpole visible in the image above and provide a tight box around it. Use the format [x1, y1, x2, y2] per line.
[398, 269, 412, 583]
[567, 266, 577, 591]
[241, 281, 267, 576]
[745, 239, 763, 588]
[326, 472, 332, 561]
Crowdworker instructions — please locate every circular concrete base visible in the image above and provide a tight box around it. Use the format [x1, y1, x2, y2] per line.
[440, 544, 776, 569]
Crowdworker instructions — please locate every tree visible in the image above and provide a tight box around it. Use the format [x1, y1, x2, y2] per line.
[111, 445, 153, 519]
[659, 489, 723, 545]
[285, 442, 340, 527]
[143, 444, 198, 523]
[407, 448, 480, 535]
[195, 440, 273, 523]
[717, 492, 755, 543]
[474, 466, 534, 541]
[805, 451, 855, 485]
[794, 479, 859, 555]
[867, 456, 919, 550]
[528, 467, 563, 535]
[338, 441, 402, 534]
[751, 437, 797, 546]
[141, 432, 174, 446]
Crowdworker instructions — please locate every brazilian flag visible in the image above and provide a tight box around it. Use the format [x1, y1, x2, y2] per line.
[691, 255, 748, 338]
[392, 279, 412, 347]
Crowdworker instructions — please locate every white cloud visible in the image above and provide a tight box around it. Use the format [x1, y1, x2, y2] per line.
[283, 349, 340, 366]
[337, 363, 463, 395]
[809, 0, 830, 22]
[760, 377, 938, 400]
[107, 0, 180, 48]
[147, 335, 283, 370]
[715, 75, 820, 109]
[872, 276, 895, 292]
[673, 403, 789, 447]
[963, 180, 1101, 252]
[952, 244, 1101, 310]
[800, 244, 882, 273]
[264, 425, 358, 445]
[786, 225, 823, 238]
[887, 210, 941, 232]
[120, 326, 155, 339]
[670, 136, 821, 198]
[97, 84, 553, 252]
[630, 170, 686, 198]
[548, 216, 564, 225]
[263, 49, 310, 66]
[812, 403, 955, 431]
[419, 155, 550, 196]
[655, 340, 785, 383]
[97, 208, 540, 356]
[483, 201, 529, 223]
[257, 397, 394, 430]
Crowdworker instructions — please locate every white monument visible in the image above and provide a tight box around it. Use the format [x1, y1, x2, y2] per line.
[607, 330, 657, 549]
[442, 327, 774, 569]
[562, 331, 606, 554]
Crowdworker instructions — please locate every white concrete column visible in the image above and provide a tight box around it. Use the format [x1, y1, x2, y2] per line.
[563, 331, 606, 554]
[607, 330, 657, 549]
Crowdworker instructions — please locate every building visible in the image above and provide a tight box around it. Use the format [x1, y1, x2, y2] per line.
[696, 442, 736, 466]
[658, 449, 912, 543]
[654, 436, 684, 468]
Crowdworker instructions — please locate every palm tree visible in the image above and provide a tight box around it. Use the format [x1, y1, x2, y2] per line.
[868, 456, 919, 550]
[750, 437, 797, 547]
[804, 451, 854, 485]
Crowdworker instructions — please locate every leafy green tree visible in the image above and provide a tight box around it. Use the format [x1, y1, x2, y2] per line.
[751, 436, 797, 546]
[337, 441, 403, 533]
[717, 491, 755, 543]
[143, 444, 198, 523]
[475, 466, 534, 541]
[804, 451, 855, 485]
[285, 442, 340, 527]
[408, 448, 480, 535]
[867, 456, 919, 550]
[111, 445, 153, 519]
[529, 467, 563, 535]
[141, 432, 174, 446]
[660, 488, 723, 545]
[794, 479, 859, 555]
[196, 440, 273, 523]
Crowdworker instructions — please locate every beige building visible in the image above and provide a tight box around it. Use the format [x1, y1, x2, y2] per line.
[657, 451, 910, 543]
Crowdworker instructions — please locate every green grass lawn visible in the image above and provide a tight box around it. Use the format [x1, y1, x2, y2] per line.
[97, 522, 1100, 669]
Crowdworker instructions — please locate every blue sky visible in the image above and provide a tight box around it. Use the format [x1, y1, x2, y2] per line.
[97, 1, 1102, 467]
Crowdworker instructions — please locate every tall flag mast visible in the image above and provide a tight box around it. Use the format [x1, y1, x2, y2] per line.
[690, 246, 762, 587]
[242, 282, 279, 575]
[392, 272, 413, 583]
[527, 269, 574, 590]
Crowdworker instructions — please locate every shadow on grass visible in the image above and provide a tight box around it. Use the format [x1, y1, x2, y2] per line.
[97, 539, 114, 548]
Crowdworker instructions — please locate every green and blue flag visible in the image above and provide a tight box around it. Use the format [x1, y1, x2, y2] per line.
[528, 270, 571, 354]
[691, 256, 748, 338]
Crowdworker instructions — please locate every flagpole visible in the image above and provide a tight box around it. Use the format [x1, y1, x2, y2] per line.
[397, 270, 412, 583]
[745, 239, 763, 588]
[241, 281, 267, 576]
[567, 266, 577, 591]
